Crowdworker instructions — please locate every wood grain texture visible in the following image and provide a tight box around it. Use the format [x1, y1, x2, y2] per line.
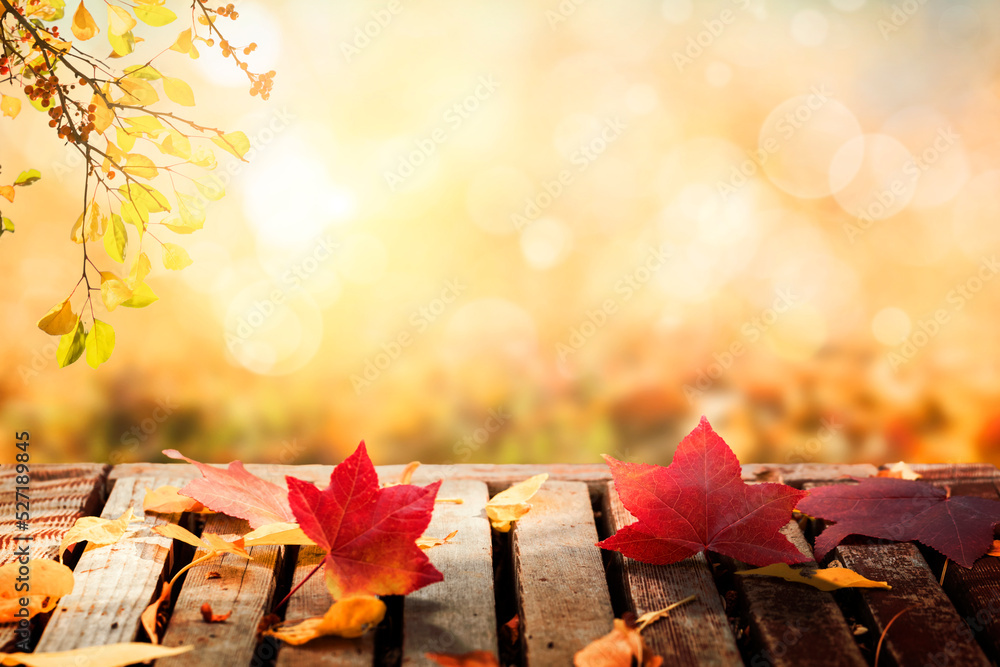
[907, 463, 1000, 481]
[512, 481, 614, 666]
[602, 482, 742, 667]
[158, 515, 283, 667]
[402, 480, 497, 664]
[34, 475, 182, 652]
[275, 546, 374, 667]
[741, 463, 878, 487]
[727, 521, 866, 667]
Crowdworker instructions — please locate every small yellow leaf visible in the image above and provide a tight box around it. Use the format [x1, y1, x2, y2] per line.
[84, 200, 106, 241]
[121, 282, 158, 308]
[118, 77, 158, 106]
[486, 474, 548, 532]
[134, 4, 176, 26]
[0, 186, 13, 203]
[0, 643, 192, 667]
[735, 563, 891, 592]
[37, 298, 77, 335]
[143, 485, 210, 514]
[243, 522, 315, 547]
[71, 1, 99, 40]
[103, 214, 128, 263]
[573, 618, 662, 667]
[212, 131, 251, 161]
[163, 76, 195, 106]
[265, 597, 386, 645]
[123, 153, 158, 179]
[417, 530, 458, 551]
[0, 560, 74, 622]
[84, 319, 115, 369]
[59, 507, 138, 559]
[151, 524, 250, 559]
[107, 5, 137, 36]
[56, 321, 86, 368]
[127, 252, 151, 288]
[0, 95, 20, 119]
[100, 271, 132, 312]
[162, 242, 192, 270]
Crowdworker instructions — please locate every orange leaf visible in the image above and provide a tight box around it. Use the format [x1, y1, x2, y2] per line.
[143, 485, 210, 514]
[200, 602, 232, 623]
[141, 581, 171, 644]
[987, 539, 1000, 557]
[426, 651, 501, 667]
[0, 186, 14, 203]
[573, 619, 662, 667]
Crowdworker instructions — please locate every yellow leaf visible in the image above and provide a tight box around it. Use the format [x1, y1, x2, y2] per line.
[37, 298, 77, 335]
[121, 282, 158, 308]
[162, 76, 195, 106]
[170, 28, 199, 59]
[265, 597, 386, 645]
[0, 95, 20, 119]
[486, 474, 548, 532]
[127, 251, 151, 288]
[159, 129, 191, 159]
[0, 560, 74, 622]
[71, 1, 99, 40]
[107, 5, 136, 36]
[91, 95, 113, 134]
[573, 618, 662, 667]
[134, 3, 176, 26]
[162, 242, 192, 270]
[735, 563, 891, 592]
[84, 319, 115, 369]
[59, 507, 138, 559]
[103, 213, 128, 263]
[417, 530, 458, 551]
[212, 131, 251, 161]
[118, 77, 158, 106]
[100, 272, 132, 312]
[0, 186, 13, 203]
[123, 153, 157, 179]
[143, 485, 211, 514]
[151, 524, 250, 558]
[121, 182, 169, 212]
[84, 200, 106, 241]
[243, 522, 315, 547]
[56, 322, 85, 368]
[0, 644, 192, 667]
[108, 29, 136, 57]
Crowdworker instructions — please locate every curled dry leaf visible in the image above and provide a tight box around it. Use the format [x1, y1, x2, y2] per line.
[573, 619, 662, 667]
[486, 474, 548, 532]
[243, 522, 315, 547]
[206, 571, 222, 580]
[0, 643, 192, 667]
[876, 462, 922, 480]
[143, 485, 210, 514]
[417, 530, 459, 550]
[502, 615, 520, 644]
[735, 563, 891, 592]
[200, 602, 232, 623]
[426, 650, 501, 667]
[141, 582, 172, 644]
[265, 596, 386, 645]
[0, 560, 74, 622]
[59, 506, 139, 559]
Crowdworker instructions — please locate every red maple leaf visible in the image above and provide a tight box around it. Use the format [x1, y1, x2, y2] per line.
[597, 417, 808, 567]
[163, 449, 295, 529]
[286, 442, 443, 598]
[800, 477, 1000, 568]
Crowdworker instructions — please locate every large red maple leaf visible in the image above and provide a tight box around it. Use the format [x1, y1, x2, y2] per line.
[597, 417, 808, 566]
[800, 477, 1000, 568]
[286, 442, 443, 599]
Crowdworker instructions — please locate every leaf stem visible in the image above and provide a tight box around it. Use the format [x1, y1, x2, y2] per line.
[271, 560, 323, 614]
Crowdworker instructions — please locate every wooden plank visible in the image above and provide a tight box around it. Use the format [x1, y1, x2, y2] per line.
[0, 463, 109, 485]
[275, 546, 374, 667]
[726, 521, 866, 667]
[741, 463, 878, 487]
[402, 480, 497, 664]
[158, 515, 283, 667]
[602, 482, 742, 666]
[34, 475, 183, 652]
[907, 463, 1000, 480]
[512, 480, 614, 666]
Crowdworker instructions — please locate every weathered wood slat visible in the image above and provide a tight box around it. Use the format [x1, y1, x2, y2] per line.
[402, 479, 497, 664]
[741, 463, 878, 487]
[512, 481, 614, 666]
[34, 476, 183, 652]
[727, 521, 866, 667]
[158, 515, 283, 667]
[602, 481, 742, 666]
[0, 463, 109, 484]
[274, 546, 374, 667]
[907, 463, 1000, 480]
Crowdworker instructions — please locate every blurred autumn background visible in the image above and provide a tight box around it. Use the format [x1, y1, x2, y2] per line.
[2, 0, 999, 468]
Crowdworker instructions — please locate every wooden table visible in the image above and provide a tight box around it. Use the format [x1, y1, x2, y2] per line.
[4, 461, 1000, 666]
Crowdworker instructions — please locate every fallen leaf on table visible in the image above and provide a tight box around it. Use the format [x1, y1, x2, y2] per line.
[59, 506, 139, 559]
[164, 449, 295, 529]
[286, 441, 443, 598]
[0, 560, 74, 622]
[397, 461, 421, 485]
[426, 650, 501, 667]
[735, 563, 891, 591]
[876, 462, 922, 480]
[597, 416, 808, 567]
[502, 615, 520, 644]
[417, 530, 459, 550]
[799, 477, 1000, 568]
[486, 473, 548, 532]
[143, 485, 211, 513]
[265, 596, 386, 644]
[206, 571, 221, 579]
[152, 523, 250, 558]
[0, 643, 192, 667]
[201, 602, 232, 622]
[243, 521, 315, 547]
[573, 618, 662, 667]
[141, 581, 172, 644]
